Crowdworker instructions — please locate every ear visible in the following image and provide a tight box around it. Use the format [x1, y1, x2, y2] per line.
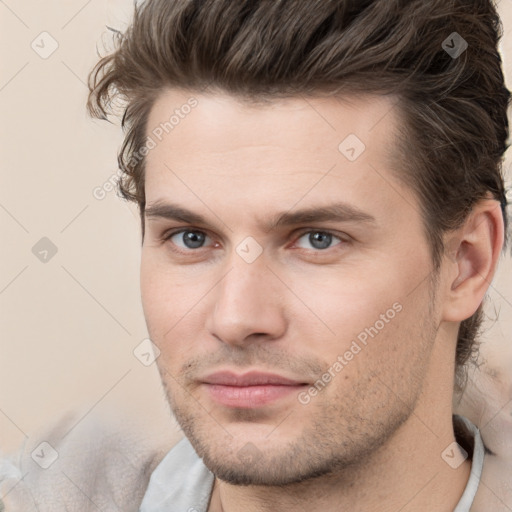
[442, 199, 504, 323]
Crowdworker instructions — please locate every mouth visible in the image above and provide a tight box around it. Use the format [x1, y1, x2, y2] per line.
[200, 370, 309, 408]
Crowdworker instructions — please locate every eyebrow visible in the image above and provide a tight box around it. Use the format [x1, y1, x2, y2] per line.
[144, 201, 376, 231]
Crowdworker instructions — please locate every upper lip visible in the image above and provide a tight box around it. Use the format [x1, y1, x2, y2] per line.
[201, 371, 307, 387]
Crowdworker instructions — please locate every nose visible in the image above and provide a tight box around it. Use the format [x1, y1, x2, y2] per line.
[205, 256, 287, 347]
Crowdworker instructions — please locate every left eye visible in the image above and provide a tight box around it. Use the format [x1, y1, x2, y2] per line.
[295, 231, 343, 250]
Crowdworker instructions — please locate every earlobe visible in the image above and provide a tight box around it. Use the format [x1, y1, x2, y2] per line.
[443, 200, 504, 322]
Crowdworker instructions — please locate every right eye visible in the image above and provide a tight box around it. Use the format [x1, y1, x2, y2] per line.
[164, 229, 214, 251]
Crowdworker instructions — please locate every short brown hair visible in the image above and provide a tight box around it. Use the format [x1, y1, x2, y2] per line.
[87, 0, 510, 389]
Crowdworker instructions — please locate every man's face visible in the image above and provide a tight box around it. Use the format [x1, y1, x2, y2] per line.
[141, 90, 441, 485]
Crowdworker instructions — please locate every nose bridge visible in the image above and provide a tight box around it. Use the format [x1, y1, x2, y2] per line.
[207, 251, 286, 344]
[217, 254, 272, 315]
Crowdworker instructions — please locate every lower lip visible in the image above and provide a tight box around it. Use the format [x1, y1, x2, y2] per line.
[204, 383, 306, 408]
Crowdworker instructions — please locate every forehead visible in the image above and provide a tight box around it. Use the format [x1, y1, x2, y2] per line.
[145, 89, 400, 161]
[143, 89, 413, 228]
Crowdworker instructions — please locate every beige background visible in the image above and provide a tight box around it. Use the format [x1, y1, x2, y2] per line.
[0, 0, 511, 455]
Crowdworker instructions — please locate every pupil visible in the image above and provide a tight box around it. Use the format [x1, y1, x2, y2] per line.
[310, 232, 332, 250]
[183, 231, 205, 249]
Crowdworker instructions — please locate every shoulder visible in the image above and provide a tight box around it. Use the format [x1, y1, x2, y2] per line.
[0, 411, 174, 512]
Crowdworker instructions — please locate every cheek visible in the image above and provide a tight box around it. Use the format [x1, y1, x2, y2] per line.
[290, 269, 401, 338]
[292, 256, 430, 359]
[140, 253, 164, 324]
[140, 252, 184, 342]
[140, 251, 212, 354]
[141, 249, 191, 313]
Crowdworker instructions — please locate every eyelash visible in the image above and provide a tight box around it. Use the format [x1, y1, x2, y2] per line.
[159, 228, 349, 255]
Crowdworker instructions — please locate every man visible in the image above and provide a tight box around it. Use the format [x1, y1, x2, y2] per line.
[87, 0, 510, 510]
[1, 0, 509, 510]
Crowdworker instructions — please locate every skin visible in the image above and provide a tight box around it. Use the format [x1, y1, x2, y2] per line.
[140, 89, 503, 511]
